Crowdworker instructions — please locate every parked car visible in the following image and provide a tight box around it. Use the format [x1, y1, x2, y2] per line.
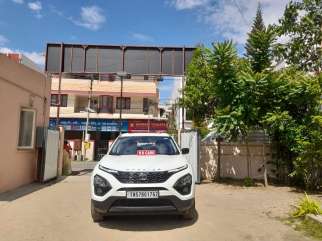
[91, 133, 195, 222]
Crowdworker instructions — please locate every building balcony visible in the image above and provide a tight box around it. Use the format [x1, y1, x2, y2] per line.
[50, 106, 158, 120]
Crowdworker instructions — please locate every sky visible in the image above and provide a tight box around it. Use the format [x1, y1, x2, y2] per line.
[0, 0, 291, 103]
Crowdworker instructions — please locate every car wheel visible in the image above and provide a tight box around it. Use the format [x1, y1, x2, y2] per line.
[91, 203, 104, 222]
[182, 204, 196, 220]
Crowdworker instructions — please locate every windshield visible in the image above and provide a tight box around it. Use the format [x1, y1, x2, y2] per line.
[109, 136, 180, 155]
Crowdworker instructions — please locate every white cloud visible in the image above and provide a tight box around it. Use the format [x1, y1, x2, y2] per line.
[0, 35, 8, 46]
[23, 51, 44, 65]
[72, 6, 106, 31]
[27, 1, 42, 18]
[0, 47, 44, 66]
[171, 0, 209, 10]
[12, 0, 24, 4]
[28, 1, 42, 11]
[132, 33, 154, 42]
[0, 47, 13, 53]
[49, 5, 63, 17]
[171, 0, 291, 44]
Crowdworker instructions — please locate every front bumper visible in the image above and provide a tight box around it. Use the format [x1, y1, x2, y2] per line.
[92, 196, 195, 215]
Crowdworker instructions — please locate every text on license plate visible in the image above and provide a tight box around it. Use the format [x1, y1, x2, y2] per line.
[126, 191, 159, 199]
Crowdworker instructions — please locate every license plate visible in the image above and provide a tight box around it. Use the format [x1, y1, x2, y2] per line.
[126, 190, 159, 199]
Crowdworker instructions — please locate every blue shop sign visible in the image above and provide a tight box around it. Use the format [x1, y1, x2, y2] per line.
[49, 118, 128, 132]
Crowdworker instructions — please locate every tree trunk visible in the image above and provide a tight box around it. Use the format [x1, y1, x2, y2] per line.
[263, 144, 268, 187]
[217, 140, 221, 181]
[245, 136, 250, 178]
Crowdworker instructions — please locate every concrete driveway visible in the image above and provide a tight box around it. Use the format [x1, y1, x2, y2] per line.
[0, 172, 318, 241]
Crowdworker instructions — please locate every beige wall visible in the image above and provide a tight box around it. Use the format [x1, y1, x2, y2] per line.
[51, 77, 158, 96]
[200, 142, 273, 181]
[0, 55, 50, 192]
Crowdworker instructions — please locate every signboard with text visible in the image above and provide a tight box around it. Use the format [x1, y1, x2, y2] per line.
[49, 118, 128, 132]
[128, 120, 167, 133]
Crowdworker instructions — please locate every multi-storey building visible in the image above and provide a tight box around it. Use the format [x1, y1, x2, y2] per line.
[49, 75, 167, 160]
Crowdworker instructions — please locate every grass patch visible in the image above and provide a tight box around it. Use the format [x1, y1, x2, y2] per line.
[292, 193, 322, 218]
[243, 177, 255, 187]
[285, 193, 322, 240]
[295, 219, 322, 240]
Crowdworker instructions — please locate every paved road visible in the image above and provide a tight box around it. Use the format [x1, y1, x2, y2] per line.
[0, 175, 316, 241]
[71, 161, 97, 175]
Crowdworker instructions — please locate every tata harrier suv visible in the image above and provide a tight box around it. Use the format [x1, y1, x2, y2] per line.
[91, 133, 195, 222]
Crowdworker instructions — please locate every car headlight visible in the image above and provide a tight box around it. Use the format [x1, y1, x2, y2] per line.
[93, 175, 111, 196]
[168, 164, 188, 173]
[99, 164, 119, 174]
[173, 174, 192, 195]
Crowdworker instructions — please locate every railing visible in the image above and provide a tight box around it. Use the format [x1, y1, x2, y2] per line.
[73, 106, 156, 116]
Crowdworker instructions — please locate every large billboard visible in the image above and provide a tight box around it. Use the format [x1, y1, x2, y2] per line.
[45, 43, 195, 76]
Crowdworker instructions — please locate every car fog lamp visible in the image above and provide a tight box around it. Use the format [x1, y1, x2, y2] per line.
[93, 175, 111, 196]
[174, 174, 192, 195]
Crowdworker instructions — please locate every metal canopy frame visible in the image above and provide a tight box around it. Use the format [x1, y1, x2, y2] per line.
[45, 43, 195, 76]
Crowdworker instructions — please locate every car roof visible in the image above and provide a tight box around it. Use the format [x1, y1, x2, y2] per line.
[120, 133, 170, 137]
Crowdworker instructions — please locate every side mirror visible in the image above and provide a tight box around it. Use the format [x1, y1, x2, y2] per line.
[181, 148, 189, 154]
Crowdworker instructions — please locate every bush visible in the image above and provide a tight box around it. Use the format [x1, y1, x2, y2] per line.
[292, 193, 322, 218]
[244, 177, 254, 187]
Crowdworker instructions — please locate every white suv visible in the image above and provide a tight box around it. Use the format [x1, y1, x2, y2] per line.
[91, 133, 195, 222]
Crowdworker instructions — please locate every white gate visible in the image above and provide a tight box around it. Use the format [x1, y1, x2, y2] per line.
[180, 131, 201, 183]
[43, 129, 60, 181]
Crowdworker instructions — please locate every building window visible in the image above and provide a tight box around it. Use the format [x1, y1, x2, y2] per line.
[50, 94, 68, 107]
[18, 108, 36, 149]
[143, 98, 149, 113]
[99, 95, 113, 113]
[90, 97, 99, 112]
[116, 97, 131, 109]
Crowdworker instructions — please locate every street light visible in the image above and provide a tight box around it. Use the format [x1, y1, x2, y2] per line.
[116, 71, 130, 134]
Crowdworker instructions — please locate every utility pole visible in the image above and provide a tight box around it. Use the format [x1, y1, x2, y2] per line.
[117, 71, 128, 134]
[147, 100, 154, 133]
[56, 43, 64, 128]
[148, 106, 150, 133]
[83, 75, 93, 160]
[181, 76, 185, 130]
[85, 75, 94, 141]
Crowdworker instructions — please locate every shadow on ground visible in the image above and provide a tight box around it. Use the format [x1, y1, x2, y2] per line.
[211, 178, 265, 187]
[0, 177, 66, 202]
[288, 187, 322, 196]
[71, 169, 93, 176]
[98, 211, 198, 231]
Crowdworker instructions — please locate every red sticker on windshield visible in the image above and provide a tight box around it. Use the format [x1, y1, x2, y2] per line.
[137, 150, 156, 155]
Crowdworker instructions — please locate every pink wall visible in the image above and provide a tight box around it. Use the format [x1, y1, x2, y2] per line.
[0, 55, 50, 192]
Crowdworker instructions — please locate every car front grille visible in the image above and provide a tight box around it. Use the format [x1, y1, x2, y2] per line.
[110, 171, 173, 183]
[111, 198, 173, 207]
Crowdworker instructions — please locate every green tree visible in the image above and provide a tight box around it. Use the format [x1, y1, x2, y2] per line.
[180, 47, 216, 125]
[245, 4, 276, 72]
[211, 41, 260, 177]
[261, 69, 322, 188]
[182, 39, 321, 189]
[276, 0, 322, 73]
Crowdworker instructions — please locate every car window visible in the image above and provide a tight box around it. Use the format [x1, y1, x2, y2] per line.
[109, 136, 180, 155]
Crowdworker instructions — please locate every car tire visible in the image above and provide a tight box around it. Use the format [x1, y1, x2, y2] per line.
[182, 204, 196, 220]
[91, 203, 104, 222]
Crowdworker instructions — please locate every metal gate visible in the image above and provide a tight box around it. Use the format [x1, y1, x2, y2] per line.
[42, 129, 60, 181]
[180, 130, 201, 183]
